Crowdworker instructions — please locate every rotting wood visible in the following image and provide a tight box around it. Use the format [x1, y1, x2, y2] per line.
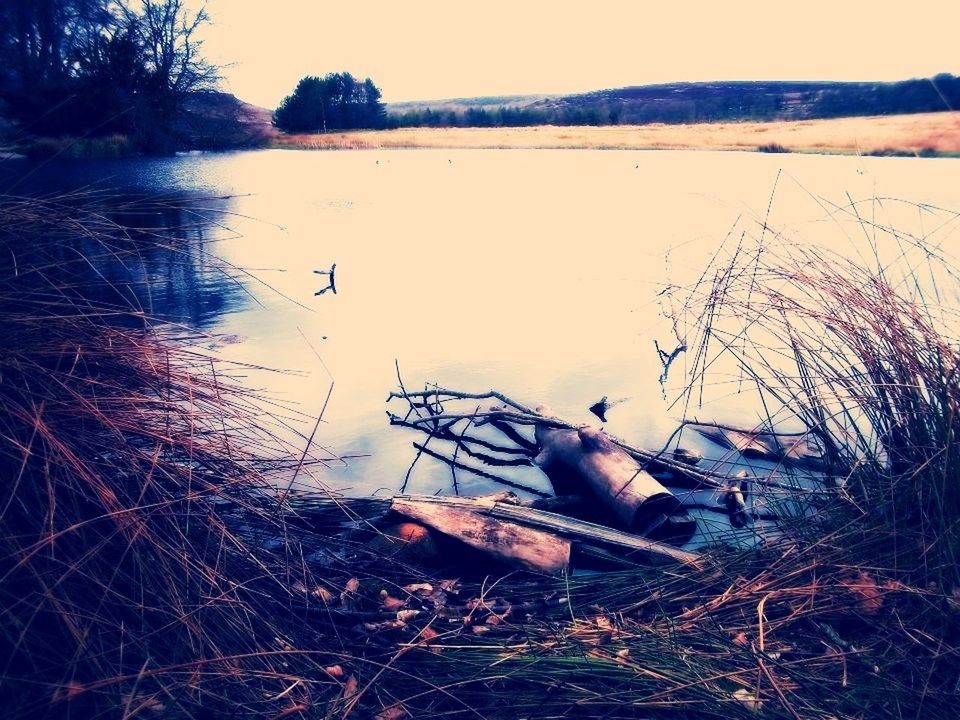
[391, 497, 572, 574]
[387, 387, 812, 494]
[392, 495, 701, 568]
[691, 423, 825, 470]
[534, 415, 696, 542]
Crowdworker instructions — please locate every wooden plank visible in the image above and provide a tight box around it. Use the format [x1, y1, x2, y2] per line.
[391, 498, 572, 575]
[392, 495, 701, 567]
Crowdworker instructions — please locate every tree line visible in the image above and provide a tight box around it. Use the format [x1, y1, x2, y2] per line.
[386, 75, 960, 130]
[0, 0, 216, 152]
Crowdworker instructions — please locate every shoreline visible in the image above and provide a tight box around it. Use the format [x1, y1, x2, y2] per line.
[273, 111, 960, 157]
[6, 111, 959, 160]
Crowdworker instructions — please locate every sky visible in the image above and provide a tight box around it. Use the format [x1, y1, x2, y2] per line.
[196, 1, 960, 109]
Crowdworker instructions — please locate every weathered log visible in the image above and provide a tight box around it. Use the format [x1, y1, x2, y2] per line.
[365, 521, 443, 565]
[534, 420, 695, 543]
[392, 495, 701, 567]
[391, 497, 572, 575]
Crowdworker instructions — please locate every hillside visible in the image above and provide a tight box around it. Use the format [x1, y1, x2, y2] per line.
[388, 94, 552, 115]
[179, 91, 278, 149]
[386, 75, 960, 127]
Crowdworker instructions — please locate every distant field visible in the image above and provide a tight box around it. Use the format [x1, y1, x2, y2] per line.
[273, 112, 960, 155]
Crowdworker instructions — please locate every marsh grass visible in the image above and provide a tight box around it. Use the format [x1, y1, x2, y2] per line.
[0, 193, 365, 718]
[272, 111, 960, 155]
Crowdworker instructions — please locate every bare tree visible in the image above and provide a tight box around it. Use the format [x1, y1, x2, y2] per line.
[116, 0, 216, 101]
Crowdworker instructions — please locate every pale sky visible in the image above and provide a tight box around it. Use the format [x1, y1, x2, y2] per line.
[196, 1, 960, 109]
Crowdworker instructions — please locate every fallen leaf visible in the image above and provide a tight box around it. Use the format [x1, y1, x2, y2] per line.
[323, 665, 344, 679]
[363, 620, 405, 632]
[313, 586, 334, 603]
[374, 705, 408, 720]
[379, 591, 405, 612]
[733, 688, 762, 712]
[341, 578, 361, 611]
[839, 570, 884, 615]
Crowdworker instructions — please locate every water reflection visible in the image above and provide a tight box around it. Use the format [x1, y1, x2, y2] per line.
[0, 191, 248, 329]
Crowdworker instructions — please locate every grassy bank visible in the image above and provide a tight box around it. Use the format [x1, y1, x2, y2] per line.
[2, 191, 960, 718]
[274, 110, 960, 156]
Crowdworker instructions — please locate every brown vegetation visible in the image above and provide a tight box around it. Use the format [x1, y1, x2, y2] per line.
[274, 111, 960, 155]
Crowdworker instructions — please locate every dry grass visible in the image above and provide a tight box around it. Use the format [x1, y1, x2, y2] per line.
[0, 194, 363, 718]
[274, 111, 960, 155]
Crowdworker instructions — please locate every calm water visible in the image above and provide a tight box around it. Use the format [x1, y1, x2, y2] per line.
[6, 148, 960, 505]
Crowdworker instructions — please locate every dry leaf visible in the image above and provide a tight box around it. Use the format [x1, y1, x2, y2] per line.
[323, 665, 344, 679]
[403, 583, 433, 594]
[312, 586, 334, 603]
[379, 591, 405, 612]
[396, 609, 420, 623]
[839, 570, 884, 615]
[341, 578, 361, 611]
[364, 620, 405, 632]
[374, 705, 408, 720]
[733, 688, 762, 712]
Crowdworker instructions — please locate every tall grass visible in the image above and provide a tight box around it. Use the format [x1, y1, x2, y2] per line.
[667, 204, 960, 585]
[0, 194, 358, 718]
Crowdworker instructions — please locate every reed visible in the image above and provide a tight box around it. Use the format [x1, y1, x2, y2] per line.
[0, 193, 357, 718]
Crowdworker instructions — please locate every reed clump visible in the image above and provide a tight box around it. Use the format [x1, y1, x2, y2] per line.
[0, 194, 361, 718]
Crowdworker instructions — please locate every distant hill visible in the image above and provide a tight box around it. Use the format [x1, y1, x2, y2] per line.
[386, 75, 960, 128]
[388, 94, 552, 115]
[180, 91, 277, 149]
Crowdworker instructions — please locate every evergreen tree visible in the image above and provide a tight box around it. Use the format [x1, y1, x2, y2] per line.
[273, 73, 386, 133]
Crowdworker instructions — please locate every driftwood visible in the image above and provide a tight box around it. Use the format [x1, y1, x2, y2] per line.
[385, 385, 824, 555]
[691, 423, 825, 470]
[392, 495, 701, 569]
[392, 497, 572, 574]
[386, 386, 809, 494]
[534, 419, 695, 542]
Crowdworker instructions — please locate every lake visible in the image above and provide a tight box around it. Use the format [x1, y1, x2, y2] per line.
[5, 148, 960, 511]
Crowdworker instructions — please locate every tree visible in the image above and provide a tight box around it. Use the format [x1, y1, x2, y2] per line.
[273, 73, 386, 133]
[0, 0, 218, 150]
[115, 0, 217, 149]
